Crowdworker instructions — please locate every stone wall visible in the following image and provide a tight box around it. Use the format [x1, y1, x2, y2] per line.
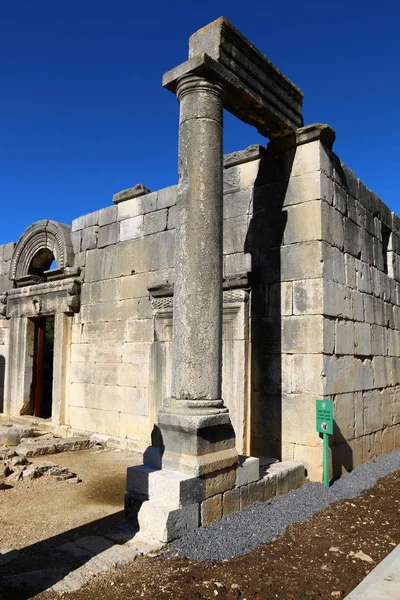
[1, 131, 399, 481]
[251, 127, 400, 479]
[68, 168, 255, 452]
[321, 152, 400, 477]
[68, 189, 176, 450]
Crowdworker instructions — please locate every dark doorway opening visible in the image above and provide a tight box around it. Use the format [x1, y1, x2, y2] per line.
[32, 316, 55, 418]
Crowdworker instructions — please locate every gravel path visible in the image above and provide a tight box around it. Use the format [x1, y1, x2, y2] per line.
[171, 449, 400, 562]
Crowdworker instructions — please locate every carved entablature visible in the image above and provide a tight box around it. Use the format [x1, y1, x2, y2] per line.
[6, 277, 81, 318]
[148, 282, 249, 311]
[10, 220, 75, 285]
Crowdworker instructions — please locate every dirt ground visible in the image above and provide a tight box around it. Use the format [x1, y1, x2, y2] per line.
[1, 449, 399, 600]
[40, 470, 399, 600]
[0, 448, 142, 550]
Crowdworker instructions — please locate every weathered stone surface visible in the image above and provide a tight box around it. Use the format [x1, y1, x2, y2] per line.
[157, 186, 176, 210]
[119, 215, 144, 241]
[235, 456, 259, 487]
[16, 436, 90, 457]
[137, 500, 199, 543]
[98, 204, 117, 227]
[0, 423, 34, 446]
[112, 184, 151, 204]
[222, 487, 240, 516]
[182, 17, 303, 137]
[143, 209, 167, 236]
[201, 494, 222, 524]
[266, 461, 306, 495]
[223, 145, 264, 168]
[127, 465, 205, 505]
[97, 222, 118, 248]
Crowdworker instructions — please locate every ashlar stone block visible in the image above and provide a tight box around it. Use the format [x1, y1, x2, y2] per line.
[126, 465, 205, 506]
[137, 500, 199, 543]
[157, 185, 176, 210]
[363, 390, 383, 435]
[98, 223, 118, 248]
[223, 188, 252, 219]
[283, 201, 322, 245]
[281, 393, 324, 447]
[282, 315, 324, 354]
[266, 461, 306, 495]
[323, 355, 374, 394]
[334, 393, 355, 441]
[201, 494, 222, 525]
[290, 354, 324, 394]
[335, 320, 355, 355]
[354, 322, 371, 356]
[98, 205, 117, 227]
[373, 356, 391, 389]
[293, 278, 323, 315]
[119, 216, 144, 242]
[281, 241, 323, 281]
[222, 487, 240, 516]
[143, 209, 167, 236]
[235, 456, 260, 487]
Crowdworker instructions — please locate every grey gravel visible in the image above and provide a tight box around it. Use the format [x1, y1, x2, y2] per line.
[171, 449, 400, 562]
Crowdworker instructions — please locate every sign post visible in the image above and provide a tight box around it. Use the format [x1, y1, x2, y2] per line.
[316, 399, 333, 487]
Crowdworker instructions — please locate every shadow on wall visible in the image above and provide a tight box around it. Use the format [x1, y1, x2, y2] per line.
[245, 146, 293, 459]
[0, 354, 5, 413]
[331, 422, 354, 480]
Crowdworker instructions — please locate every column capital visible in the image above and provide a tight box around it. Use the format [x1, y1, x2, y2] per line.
[175, 74, 223, 103]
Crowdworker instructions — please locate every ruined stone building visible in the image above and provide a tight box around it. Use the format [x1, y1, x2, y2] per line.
[0, 18, 399, 498]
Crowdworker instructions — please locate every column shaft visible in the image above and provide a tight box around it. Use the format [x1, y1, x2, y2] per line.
[172, 75, 223, 406]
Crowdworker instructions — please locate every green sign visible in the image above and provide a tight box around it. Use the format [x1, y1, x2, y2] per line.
[316, 399, 333, 435]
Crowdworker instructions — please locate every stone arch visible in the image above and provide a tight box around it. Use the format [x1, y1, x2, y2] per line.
[10, 220, 74, 282]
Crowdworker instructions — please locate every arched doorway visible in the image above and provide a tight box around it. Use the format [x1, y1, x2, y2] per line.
[4, 220, 80, 423]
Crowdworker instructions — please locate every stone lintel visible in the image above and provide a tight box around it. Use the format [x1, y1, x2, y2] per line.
[112, 184, 151, 204]
[267, 123, 336, 154]
[187, 18, 303, 137]
[7, 277, 81, 318]
[163, 51, 302, 139]
[223, 145, 265, 168]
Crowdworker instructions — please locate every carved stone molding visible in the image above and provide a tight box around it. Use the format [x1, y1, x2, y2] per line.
[150, 289, 248, 311]
[0, 292, 7, 317]
[6, 277, 81, 318]
[10, 220, 74, 283]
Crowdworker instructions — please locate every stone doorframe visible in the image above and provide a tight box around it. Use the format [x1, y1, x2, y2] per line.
[149, 287, 251, 454]
[3, 220, 80, 424]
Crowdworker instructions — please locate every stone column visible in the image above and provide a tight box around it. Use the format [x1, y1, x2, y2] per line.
[172, 74, 223, 406]
[156, 73, 238, 476]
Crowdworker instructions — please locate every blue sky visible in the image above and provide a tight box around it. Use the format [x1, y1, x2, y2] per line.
[1, 1, 399, 244]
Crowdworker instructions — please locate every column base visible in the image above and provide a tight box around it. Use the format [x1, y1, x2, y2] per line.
[152, 400, 238, 476]
[125, 458, 307, 542]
